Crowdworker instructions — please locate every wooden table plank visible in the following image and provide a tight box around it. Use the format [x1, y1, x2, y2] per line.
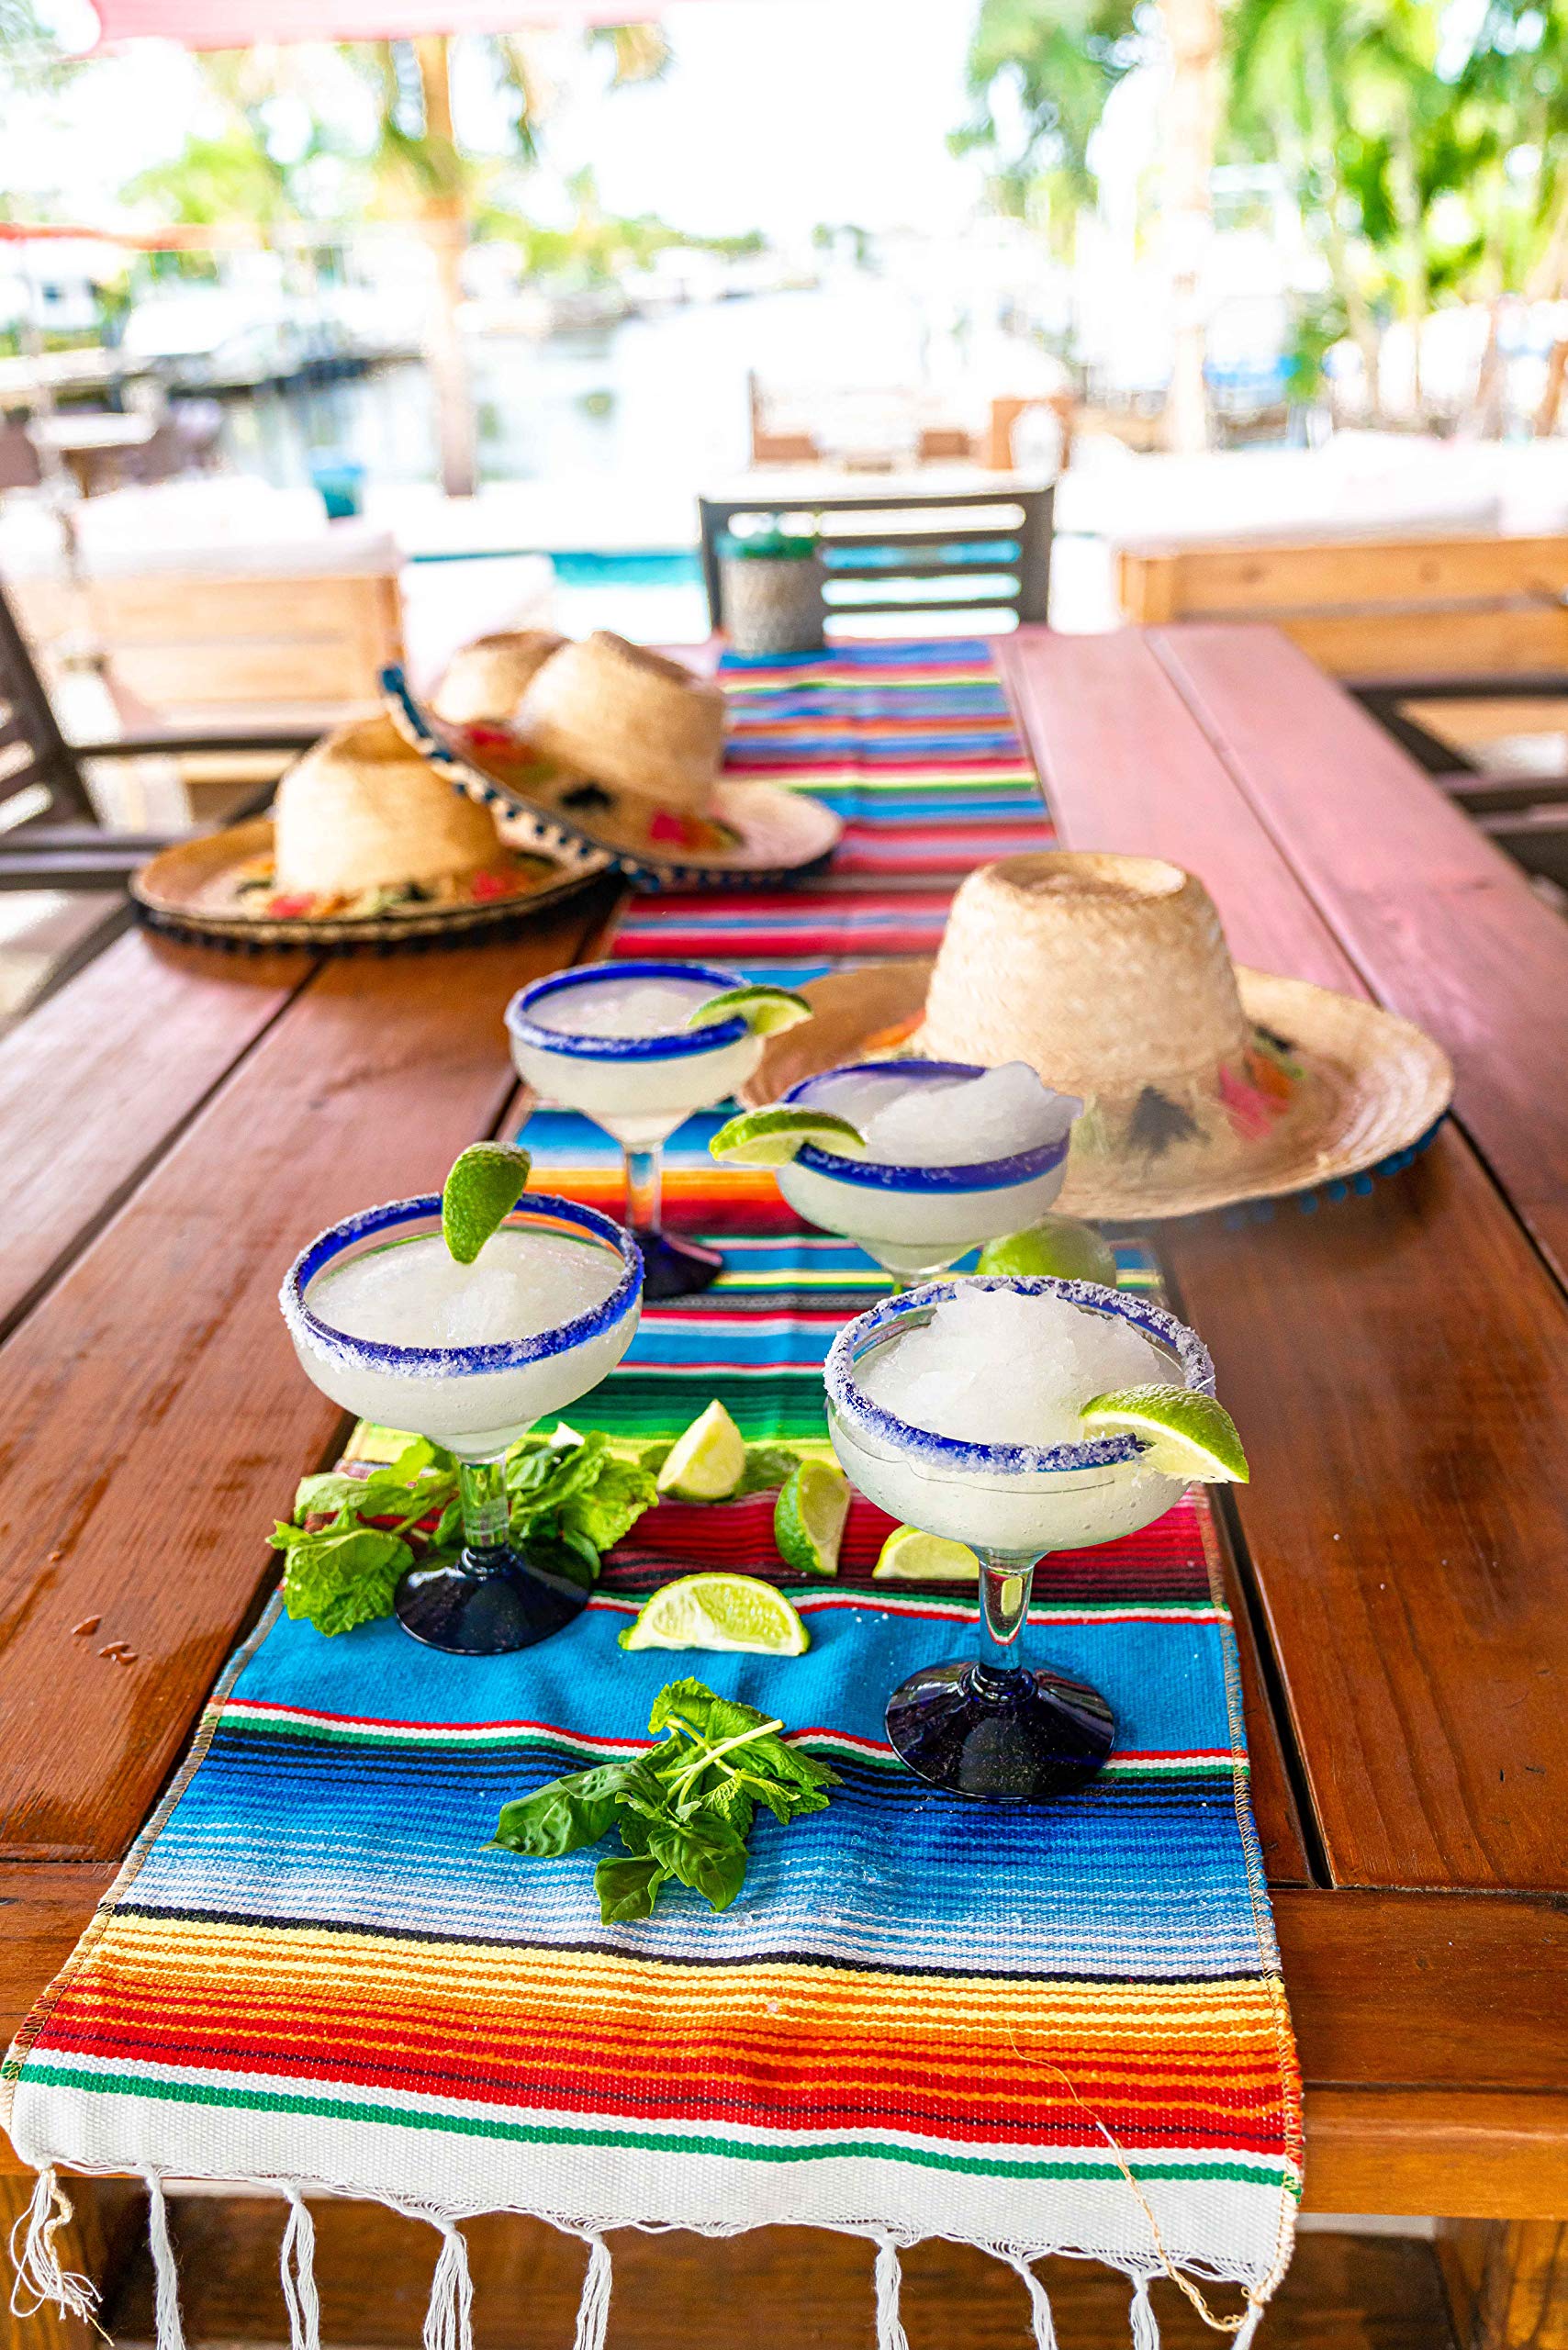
[0, 931, 313, 1342]
[0, 901, 610, 1863]
[1149, 622, 1568, 1290]
[999, 628, 1568, 1893]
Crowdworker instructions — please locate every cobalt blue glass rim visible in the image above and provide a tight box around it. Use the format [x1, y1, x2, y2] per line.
[784, 1059, 1074, 1192]
[823, 1274, 1215, 1475]
[506, 957, 750, 1061]
[280, 1192, 642, 1377]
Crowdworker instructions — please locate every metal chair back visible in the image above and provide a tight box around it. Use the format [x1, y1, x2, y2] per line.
[0, 575, 95, 831]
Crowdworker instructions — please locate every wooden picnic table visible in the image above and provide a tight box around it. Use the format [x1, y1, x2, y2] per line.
[3, 622, 1567, 2349]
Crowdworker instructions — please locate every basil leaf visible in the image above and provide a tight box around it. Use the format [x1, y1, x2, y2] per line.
[282, 1526, 409, 1636]
[645, 1816, 748, 1912]
[735, 1445, 801, 1496]
[492, 1762, 635, 1857]
[595, 1854, 667, 1922]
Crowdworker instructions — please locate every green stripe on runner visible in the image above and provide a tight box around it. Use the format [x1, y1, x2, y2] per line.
[17, 2065, 1293, 2192]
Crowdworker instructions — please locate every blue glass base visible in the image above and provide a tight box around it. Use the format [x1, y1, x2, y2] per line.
[394, 1549, 587, 1655]
[885, 1658, 1114, 1801]
[637, 1228, 723, 1300]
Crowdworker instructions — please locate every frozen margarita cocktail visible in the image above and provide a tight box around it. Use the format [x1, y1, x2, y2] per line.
[507, 958, 806, 1299]
[282, 1147, 642, 1655]
[712, 1058, 1080, 1283]
[824, 1275, 1246, 1801]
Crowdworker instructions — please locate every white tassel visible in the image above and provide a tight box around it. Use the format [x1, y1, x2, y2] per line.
[573, 2232, 612, 2350]
[424, 2221, 474, 2350]
[1231, 2301, 1265, 2350]
[1128, 2274, 1160, 2350]
[8, 2167, 97, 2327]
[280, 2191, 320, 2350]
[872, 2237, 910, 2350]
[1005, 2254, 1058, 2350]
[144, 2173, 186, 2350]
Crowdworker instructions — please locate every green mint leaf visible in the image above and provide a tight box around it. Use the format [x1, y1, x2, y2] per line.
[644, 1815, 749, 1912]
[282, 1526, 409, 1636]
[638, 1440, 673, 1475]
[647, 1679, 771, 1747]
[595, 1853, 667, 1922]
[292, 1471, 370, 1519]
[735, 1445, 801, 1496]
[492, 1762, 638, 1857]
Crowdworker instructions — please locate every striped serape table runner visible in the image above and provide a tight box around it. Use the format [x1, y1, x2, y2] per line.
[4, 642, 1302, 2350]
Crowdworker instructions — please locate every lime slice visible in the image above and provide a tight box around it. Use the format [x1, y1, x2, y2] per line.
[1080, 1384, 1249, 1483]
[689, 985, 812, 1036]
[774, 1460, 849, 1578]
[976, 1214, 1119, 1289]
[618, 1572, 809, 1654]
[872, 1526, 979, 1581]
[710, 1107, 867, 1167]
[655, 1399, 747, 1500]
[441, 1141, 532, 1265]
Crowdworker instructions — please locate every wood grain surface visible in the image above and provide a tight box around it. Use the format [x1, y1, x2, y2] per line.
[0, 901, 610, 1863]
[0, 931, 312, 1341]
[999, 627, 1568, 1892]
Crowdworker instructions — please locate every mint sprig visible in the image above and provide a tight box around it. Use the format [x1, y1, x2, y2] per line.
[490, 1677, 838, 1921]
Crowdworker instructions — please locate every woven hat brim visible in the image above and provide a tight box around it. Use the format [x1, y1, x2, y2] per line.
[740, 957, 1453, 1221]
[131, 818, 607, 953]
[386, 666, 842, 890]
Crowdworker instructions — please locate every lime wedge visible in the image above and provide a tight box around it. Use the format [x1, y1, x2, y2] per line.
[1080, 1384, 1249, 1483]
[689, 985, 812, 1036]
[976, 1214, 1119, 1289]
[710, 1107, 867, 1167]
[872, 1526, 979, 1581]
[618, 1572, 809, 1654]
[655, 1399, 747, 1500]
[441, 1141, 532, 1265]
[774, 1460, 849, 1578]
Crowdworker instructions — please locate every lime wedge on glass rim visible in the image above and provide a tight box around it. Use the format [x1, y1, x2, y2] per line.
[1079, 1385, 1249, 1483]
[618, 1572, 809, 1654]
[655, 1399, 747, 1500]
[441, 1141, 532, 1265]
[710, 1106, 868, 1167]
[774, 1459, 849, 1577]
[689, 984, 812, 1036]
[872, 1526, 979, 1580]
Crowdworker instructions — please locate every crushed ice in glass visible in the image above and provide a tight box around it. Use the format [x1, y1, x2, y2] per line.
[860, 1283, 1166, 1446]
[530, 974, 720, 1039]
[855, 1061, 1081, 1168]
[310, 1229, 622, 1351]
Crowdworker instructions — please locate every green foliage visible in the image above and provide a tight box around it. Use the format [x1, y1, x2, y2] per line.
[491, 1678, 838, 1923]
[954, 0, 1149, 247]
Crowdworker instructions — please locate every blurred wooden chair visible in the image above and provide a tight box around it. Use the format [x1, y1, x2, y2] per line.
[1115, 530, 1568, 679]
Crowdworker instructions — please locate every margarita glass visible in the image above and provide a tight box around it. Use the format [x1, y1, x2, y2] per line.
[774, 1060, 1079, 1283]
[823, 1275, 1215, 1800]
[282, 1192, 642, 1654]
[507, 958, 764, 1300]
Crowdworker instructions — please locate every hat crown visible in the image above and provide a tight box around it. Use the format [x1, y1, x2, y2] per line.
[919, 852, 1249, 1096]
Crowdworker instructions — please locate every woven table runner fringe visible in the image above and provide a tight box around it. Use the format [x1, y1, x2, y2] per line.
[12, 2162, 1271, 2350]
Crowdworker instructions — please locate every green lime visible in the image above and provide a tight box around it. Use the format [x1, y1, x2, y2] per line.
[709, 1106, 867, 1167]
[975, 1214, 1119, 1289]
[689, 985, 812, 1036]
[618, 1572, 809, 1654]
[1080, 1384, 1249, 1483]
[655, 1399, 747, 1500]
[441, 1141, 532, 1265]
[872, 1526, 979, 1581]
[774, 1460, 849, 1577]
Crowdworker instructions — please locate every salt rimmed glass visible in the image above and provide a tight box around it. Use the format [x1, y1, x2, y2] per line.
[281, 1193, 642, 1655]
[824, 1274, 1215, 1800]
[507, 958, 763, 1301]
[774, 1060, 1077, 1285]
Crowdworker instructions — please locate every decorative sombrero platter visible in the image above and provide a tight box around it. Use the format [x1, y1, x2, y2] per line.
[385, 628, 842, 891]
[132, 715, 607, 953]
[739, 853, 1453, 1223]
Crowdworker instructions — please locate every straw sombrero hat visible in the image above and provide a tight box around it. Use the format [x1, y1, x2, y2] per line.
[428, 629, 566, 724]
[742, 851, 1452, 1221]
[131, 715, 605, 952]
[385, 631, 842, 890]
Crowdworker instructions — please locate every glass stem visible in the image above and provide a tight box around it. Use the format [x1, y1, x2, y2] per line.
[623, 1142, 664, 1242]
[458, 1452, 510, 1569]
[975, 1551, 1040, 1682]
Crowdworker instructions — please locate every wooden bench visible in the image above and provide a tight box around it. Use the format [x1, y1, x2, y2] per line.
[1115, 532, 1568, 678]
